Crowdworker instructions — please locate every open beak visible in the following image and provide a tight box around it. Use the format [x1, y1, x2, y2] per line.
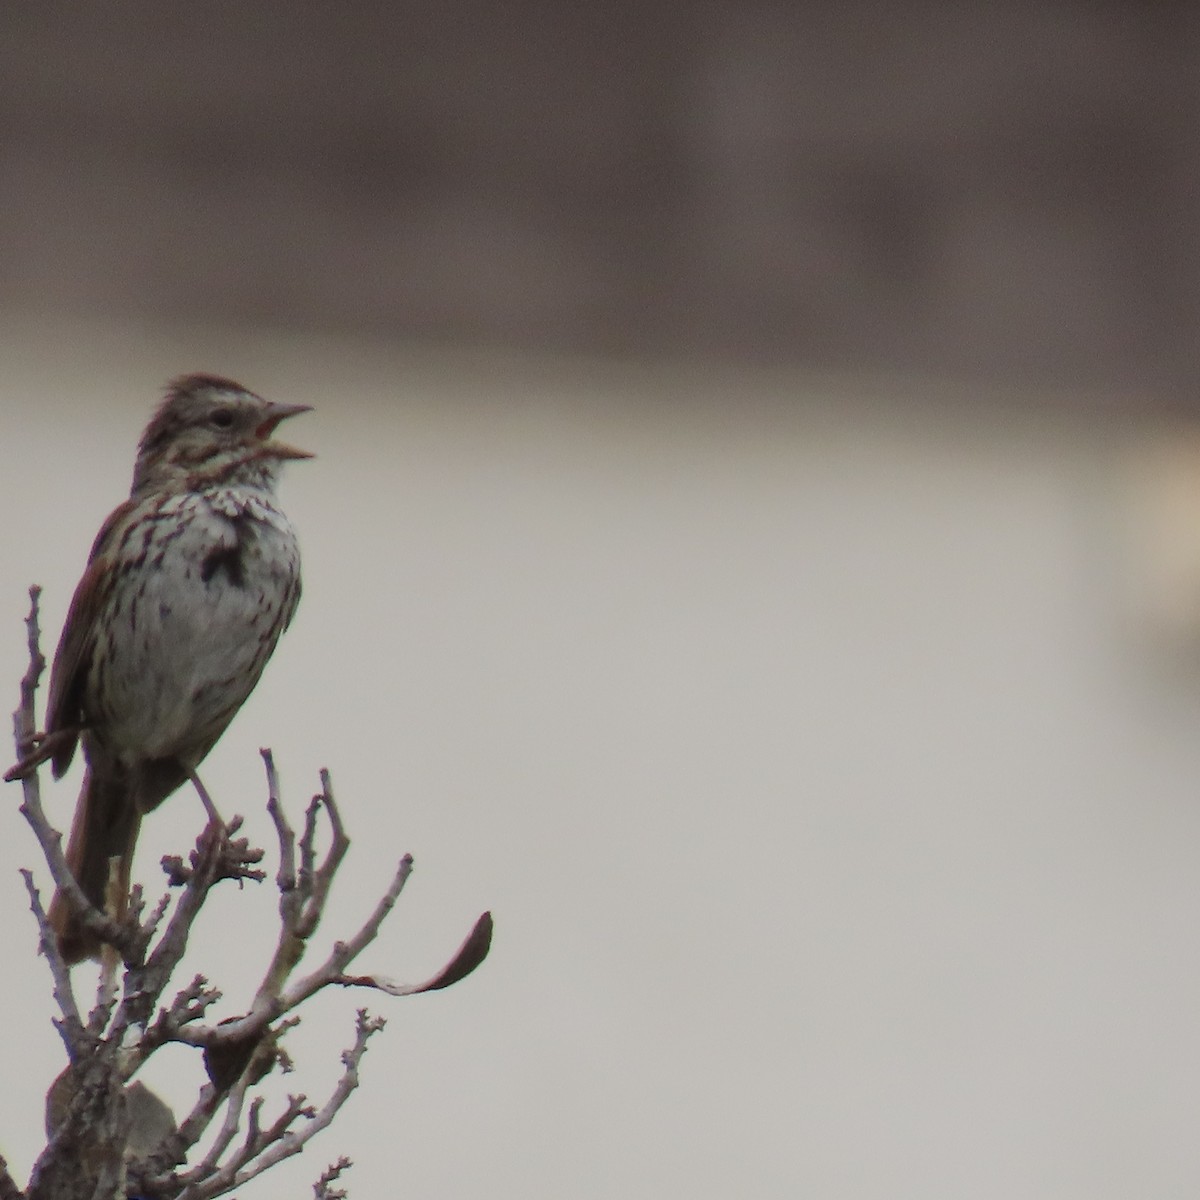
[257, 400, 314, 460]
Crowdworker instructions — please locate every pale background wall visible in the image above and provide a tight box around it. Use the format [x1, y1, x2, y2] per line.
[5, 4, 1200, 1198]
[3, 319, 1200, 1197]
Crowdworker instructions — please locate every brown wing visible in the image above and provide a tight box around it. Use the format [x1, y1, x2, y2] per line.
[44, 498, 136, 777]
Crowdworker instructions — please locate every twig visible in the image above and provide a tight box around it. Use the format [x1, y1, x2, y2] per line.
[10, 584, 45, 767]
[20, 869, 83, 1044]
[299, 770, 348, 938]
[262, 749, 297, 896]
[313, 1156, 352, 1200]
[141, 975, 223, 1055]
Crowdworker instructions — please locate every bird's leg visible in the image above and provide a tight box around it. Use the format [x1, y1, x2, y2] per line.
[188, 770, 225, 829]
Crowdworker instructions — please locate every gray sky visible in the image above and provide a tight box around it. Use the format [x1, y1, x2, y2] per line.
[3, 316, 1200, 1197]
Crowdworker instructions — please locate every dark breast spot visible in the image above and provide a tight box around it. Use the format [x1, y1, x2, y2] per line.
[200, 544, 246, 588]
[200, 512, 250, 589]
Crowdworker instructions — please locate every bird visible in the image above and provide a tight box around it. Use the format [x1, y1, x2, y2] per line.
[26, 375, 311, 963]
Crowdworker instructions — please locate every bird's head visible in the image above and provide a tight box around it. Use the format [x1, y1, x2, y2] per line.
[132, 374, 312, 495]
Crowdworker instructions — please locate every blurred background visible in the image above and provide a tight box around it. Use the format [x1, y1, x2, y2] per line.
[3, 4, 1200, 1197]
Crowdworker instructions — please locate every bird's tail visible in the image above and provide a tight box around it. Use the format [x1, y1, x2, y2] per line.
[48, 765, 141, 965]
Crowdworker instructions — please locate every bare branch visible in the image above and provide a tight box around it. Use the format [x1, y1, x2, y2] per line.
[281, 855, 414, 1011]
[158, 1082, 229, 1171]
[179, 1065, 259, 1188]
[18, 780, 138, 964]
[182, 1011, 384, 1199]
[139, 889, 173, 948]
[0, 1153, 23, 1200]
[8, 589, 140, 970]
[9, 587, 492, 1198]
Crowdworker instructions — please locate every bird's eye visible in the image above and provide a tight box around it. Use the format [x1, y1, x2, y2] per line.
[210, 408, 234, 429]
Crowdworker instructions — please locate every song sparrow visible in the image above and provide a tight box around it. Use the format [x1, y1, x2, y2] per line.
[27, 375, 311, 963]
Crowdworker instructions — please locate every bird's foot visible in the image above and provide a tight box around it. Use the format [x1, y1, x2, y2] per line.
[187, 770, 226, 831]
